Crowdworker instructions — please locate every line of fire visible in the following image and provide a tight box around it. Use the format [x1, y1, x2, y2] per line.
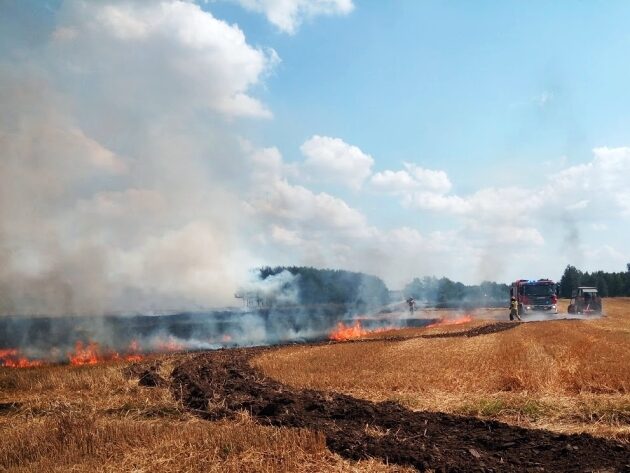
[0, 267, 605, 369]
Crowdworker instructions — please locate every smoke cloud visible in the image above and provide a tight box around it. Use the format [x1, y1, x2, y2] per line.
[3, 1, 628, 321]
[0, 1, 275, 315]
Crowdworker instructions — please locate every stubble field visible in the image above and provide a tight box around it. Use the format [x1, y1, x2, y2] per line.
[0, 355, 408, 472]
[255, 299, 630, 441]
[1, 299, 629, 471]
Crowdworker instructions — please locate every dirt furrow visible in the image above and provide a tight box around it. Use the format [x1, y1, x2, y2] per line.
[168, 346, 630, 472]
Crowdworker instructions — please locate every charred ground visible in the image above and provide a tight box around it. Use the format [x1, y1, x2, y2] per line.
[2, 302, 630, 472]
[170, 335, 630, 472]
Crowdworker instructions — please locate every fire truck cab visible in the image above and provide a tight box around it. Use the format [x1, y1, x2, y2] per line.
[510, 279, 558, 315]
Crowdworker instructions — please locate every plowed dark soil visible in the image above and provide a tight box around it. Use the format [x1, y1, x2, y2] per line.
[169, 345, 630, 472]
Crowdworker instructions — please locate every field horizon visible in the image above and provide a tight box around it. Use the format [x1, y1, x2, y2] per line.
[1, 299, 629, 471]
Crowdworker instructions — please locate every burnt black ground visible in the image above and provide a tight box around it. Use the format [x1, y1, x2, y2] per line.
[0, 310, 441, 361]
[421, 321, 520, 338]
[167, 331, 630, 473]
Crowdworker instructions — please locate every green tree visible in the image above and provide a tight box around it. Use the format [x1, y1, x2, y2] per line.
[559, 265, 581, 298]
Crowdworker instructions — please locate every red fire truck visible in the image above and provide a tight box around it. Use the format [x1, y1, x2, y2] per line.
[510, 279, 558, 315]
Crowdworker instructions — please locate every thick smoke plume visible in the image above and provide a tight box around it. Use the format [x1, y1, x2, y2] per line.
[3, 1, 624, 324]
[0, 1, 272, 315]
[0, 268, 439, 364]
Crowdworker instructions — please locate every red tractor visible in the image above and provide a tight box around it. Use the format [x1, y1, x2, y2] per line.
[568, 287, 602, 315]
[510, 279, 558, 316]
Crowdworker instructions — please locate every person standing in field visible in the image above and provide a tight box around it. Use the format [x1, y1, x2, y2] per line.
[509, 297, 521, 321]
[406, 297, 416, 315]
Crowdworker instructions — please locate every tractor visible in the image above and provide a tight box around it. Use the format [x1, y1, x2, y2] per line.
[568, 287, 602, 315]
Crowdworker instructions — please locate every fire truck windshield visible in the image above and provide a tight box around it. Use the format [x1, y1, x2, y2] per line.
[523, 284, 555, 296]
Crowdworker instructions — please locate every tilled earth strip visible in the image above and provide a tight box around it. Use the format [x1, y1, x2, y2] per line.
[169, 339, 630, 472]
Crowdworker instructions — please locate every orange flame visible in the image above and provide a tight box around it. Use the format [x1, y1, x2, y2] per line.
[68, 341, 100, 365]
[122, 340, 144, 362]
[425, 314, 474, 328]
[2, 339, 145, 369]
[154, 337, 185, 352]
[0, 348, 45, 368]
[68, 339, 145, 366]
[329, 320, 390, 341]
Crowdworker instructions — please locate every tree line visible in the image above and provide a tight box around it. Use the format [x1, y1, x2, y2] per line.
[257, 266, 390, 310]
[254, 264, 630, 311]
[257, 267, 510, 309]
[403, 276, 509, 308]
[559, 264, 630, 298]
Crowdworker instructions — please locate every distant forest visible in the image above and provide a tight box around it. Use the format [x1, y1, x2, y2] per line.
[257, 266, 390, 310]
[403, 277, 509, 307]
[559, 265, 630, 298]
[255, 265, 630, 311]
[257, 267, 509, 309]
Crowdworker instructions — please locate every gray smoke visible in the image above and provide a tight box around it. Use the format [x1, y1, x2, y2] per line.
[0, 1, 272, 316]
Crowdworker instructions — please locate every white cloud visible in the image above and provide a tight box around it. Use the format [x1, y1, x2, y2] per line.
[403, 163, 452, 194]
[371, 163, 451, 195]
[548, 146, 630, 216]
[364, 146, 630, 282]
[244, 145, 512, 287]
[405, 192, 470, 214]
[252, 179, 370, 235]
[246, 139, 630, 287]
[300, 135, 374, 190]
[583, 244, 626, 265]
[229, 0, 354, 34]
[464, 222, 545, 247]
[370, 169, 418, 193]
[54, 0, 277, 118]
[397, 147, 630, 226]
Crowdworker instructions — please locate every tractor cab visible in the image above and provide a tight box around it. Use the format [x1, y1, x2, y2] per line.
[568, 287, 602, 315]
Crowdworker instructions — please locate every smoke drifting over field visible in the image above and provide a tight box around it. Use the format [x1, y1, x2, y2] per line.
[0, 1, 265, 315]
[0, 1, 423, 316]
[0, 266, 448, 365]
[3, 1, 630, 320]
[0, 2, 522, 317]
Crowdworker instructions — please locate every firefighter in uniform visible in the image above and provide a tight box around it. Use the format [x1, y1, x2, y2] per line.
[406, 297, 416, 315]
[509, 297, 521, 321]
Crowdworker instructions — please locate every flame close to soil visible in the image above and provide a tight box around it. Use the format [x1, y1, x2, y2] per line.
[328, 314, 475, 341]
[0, 332, 240, 369]
[328, 320, 391, 341]
[1, 315, 477, 367]
[0, 349, 45, 368]
[154, 337, 186, 353]
[0, 338, 176, 369]
[426, 314, 474, 328]
[67, 340, 144, 366]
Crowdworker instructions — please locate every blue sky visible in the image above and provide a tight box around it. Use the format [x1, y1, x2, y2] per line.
[227, 1, 630, 169]
[1, 0, 630, 312]
[209, 0, 630, 277]
[206, 1, 630, 224]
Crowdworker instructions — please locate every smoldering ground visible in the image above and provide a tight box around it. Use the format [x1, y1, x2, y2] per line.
[0, 266, 453, 364]
[2, 0, 623, 340]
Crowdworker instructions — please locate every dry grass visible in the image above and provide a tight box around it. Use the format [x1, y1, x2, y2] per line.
[0, 356, 411, 472]
[4, 299, 628, 471]
[254, 298, 630, 442]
